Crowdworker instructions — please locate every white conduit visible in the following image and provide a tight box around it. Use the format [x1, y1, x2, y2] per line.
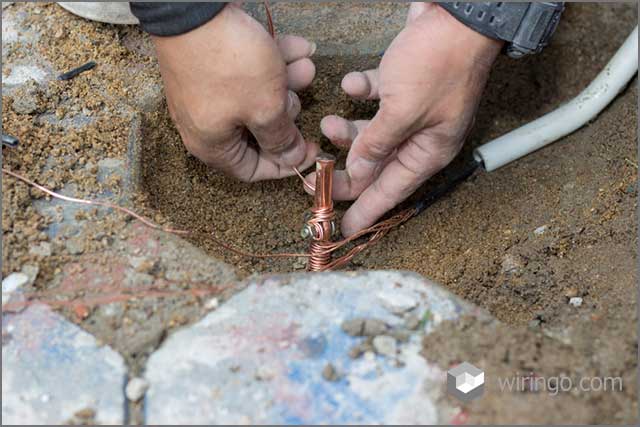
[474, 26, 638, 172]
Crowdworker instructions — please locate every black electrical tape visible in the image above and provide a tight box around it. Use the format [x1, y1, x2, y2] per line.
[414, 159, 480, 215]
[58, 61, 97, 81]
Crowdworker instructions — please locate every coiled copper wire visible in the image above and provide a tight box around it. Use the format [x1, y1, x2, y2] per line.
[306, 153, 336, 271]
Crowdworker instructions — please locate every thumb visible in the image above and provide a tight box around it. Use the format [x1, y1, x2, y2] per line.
[346, 105, 415, 186]
[248, 91, 308, 167]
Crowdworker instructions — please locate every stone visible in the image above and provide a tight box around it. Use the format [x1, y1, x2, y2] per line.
[341, 318, 364, 336]
[2, 273, 28, 306]
[372, 335, 397, 357]
[341, 317, 389, 337]
[501, 254, 524, 274]
[129, 256, 157, 273]
[29, 241, 52, 257]
[534, 225, 548, 236]
[322, 363, 340, 382]
[11, 79, 42, 114]
[20, 264, 40, 286]
[144, 271, 482, 424]
[363, 318, 388, 336]
[204, 297, 219, 310]
[2, 304, 126, 424]
[125, 377, 149, 402]
[65, 237, 85, 255]
[569, 297, 583, 307]
[404, 313, 421, 330]
[377, 290, 418, 314]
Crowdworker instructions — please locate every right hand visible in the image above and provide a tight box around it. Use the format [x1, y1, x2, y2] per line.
[151, 3, 319, 182]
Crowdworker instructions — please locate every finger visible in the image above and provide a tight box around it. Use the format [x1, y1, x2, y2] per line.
[249, 139, 320, 182]
[287, 58, 315, 91]
[341, 105, 416, 199]
[341, 69, 380, 100]
[320, 115, 368, 149]
[248, 92, 309, 167]
[206, 134, 319, 182]
[287, 90, 301, 120]
[277, 34, 316, 63]
[341, 136, 454, 236]
[303, 154, 395, 199]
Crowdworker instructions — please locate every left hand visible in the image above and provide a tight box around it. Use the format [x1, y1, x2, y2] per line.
[308, 2, 502, 236]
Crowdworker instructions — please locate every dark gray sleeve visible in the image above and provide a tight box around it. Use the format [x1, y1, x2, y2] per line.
[129, 2, 227, 36]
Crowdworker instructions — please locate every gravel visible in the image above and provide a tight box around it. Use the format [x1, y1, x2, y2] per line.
[372, 335, 397, 358]
[125, 377, 149, 402]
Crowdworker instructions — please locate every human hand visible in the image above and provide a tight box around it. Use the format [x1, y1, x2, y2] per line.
[311, 2, 502, 235]
[152, 3, 319, 181]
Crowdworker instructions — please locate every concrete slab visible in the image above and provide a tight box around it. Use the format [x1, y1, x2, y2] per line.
[145, 271, 487, 424]
[2, 304, 127, 425]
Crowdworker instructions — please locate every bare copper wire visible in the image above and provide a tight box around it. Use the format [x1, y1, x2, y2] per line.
[305, 154, 337, 271]
[1, 168, 309, 259]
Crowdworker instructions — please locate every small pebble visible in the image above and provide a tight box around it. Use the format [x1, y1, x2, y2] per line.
[372, 335, 397, 358]
[501, 254, 524, 274]
[2, 272, 29, 306]
[363, 318, 388, 336]
[20, 264, 39, 286]
[534, 225, 548, 236]
[129, 256, 156, 273]
[254, 366, 275, 381]
[404, 313, 421, 330]
[377, 291, 418, 314]
[29, 241, 52, 257]
[569, 297, 583, 307]
[292, 258, 307, 270]
[348, 338, 374, 359]
[341, 318, 364, 336]
[205, 298, 219, 310]
[321, 363, 340, 382]
[125, 377, 149, 402]
[74, 408, 95, 419]
[65, 238, 85, 255]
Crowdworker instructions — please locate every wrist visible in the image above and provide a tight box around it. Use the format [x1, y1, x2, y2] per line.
[433, 4, 503, 69]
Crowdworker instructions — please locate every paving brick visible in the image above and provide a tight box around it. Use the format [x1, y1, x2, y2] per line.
[145, 271, 488, 424]
[2, 304, 127, 424]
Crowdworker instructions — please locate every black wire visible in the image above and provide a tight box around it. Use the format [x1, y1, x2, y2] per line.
[414, 159, 481, 215]
[58, 61, 97, 81]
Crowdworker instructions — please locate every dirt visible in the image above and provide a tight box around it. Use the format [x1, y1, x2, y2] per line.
[2, 2, 637, 424]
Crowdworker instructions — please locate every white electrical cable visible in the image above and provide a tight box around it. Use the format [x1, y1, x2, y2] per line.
[474, 26, 638, 172]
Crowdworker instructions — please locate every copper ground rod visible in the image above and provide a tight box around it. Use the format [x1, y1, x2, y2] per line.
[303, 153, 337, 271]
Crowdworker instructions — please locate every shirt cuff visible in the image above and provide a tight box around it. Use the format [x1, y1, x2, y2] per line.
[129, 2, 227, 36]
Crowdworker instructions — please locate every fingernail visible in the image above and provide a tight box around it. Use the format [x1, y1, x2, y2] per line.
[309, 42, 317, 57]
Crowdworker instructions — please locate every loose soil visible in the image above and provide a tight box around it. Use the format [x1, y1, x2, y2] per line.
[2, 2, 637, 424]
